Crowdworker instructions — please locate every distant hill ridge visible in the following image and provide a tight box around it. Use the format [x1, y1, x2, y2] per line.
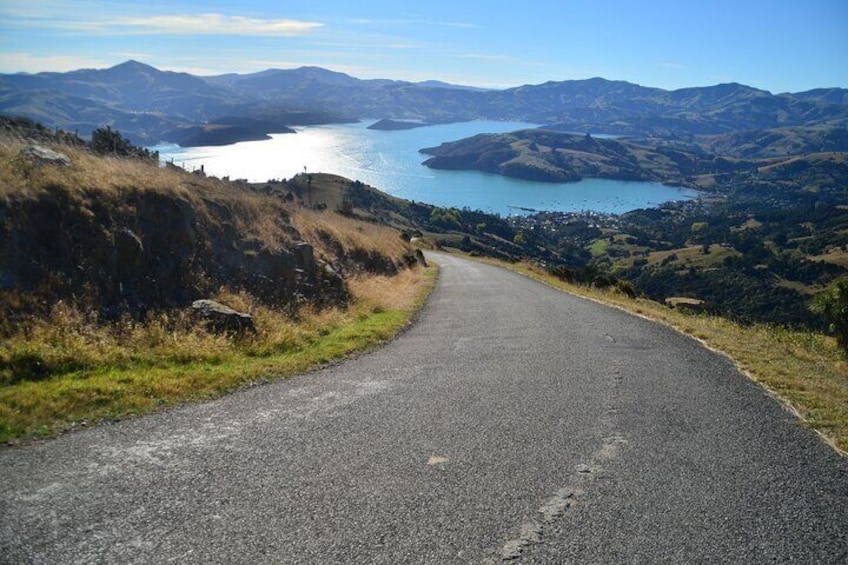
[419, 126, 848, 185]
[1, 60, 846, 144]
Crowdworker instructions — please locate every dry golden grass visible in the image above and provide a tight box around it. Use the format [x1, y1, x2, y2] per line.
[0, 140, 438, 443]
[735, 218, 764, 231]
[290, 206, 412, 259]
[775, 279, 825, 295]
[0, 264, 437, 443]
[0, 263, 430, 390]
[1, 141, 296, 249]
[348, 268, 434, 313]
[3, 142, 417, 269]
[1, 142, 187, 198]
[811, 249, 848, 269]
[664, 297, 705, 307]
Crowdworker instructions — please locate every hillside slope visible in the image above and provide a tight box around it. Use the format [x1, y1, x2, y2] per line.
[0, 134, 420, 328]
[0, 126, 436, 441]
[421, 129, 744, 186]
[3, 61, 847, 143]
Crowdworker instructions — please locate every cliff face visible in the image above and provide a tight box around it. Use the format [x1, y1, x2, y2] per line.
[1, 185, 342, 319]
[0, 143, 411, 327]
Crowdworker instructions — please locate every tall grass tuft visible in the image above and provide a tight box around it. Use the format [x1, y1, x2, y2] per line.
[0, 266, 438, 443]
[0, 138, 436, 443]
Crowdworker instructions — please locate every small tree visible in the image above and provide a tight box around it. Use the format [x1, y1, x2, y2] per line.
[429, 207, 462, 231]
[811, 278, 848, 353]
[513, 231, 527, 246]
[91, 126, 133, 155]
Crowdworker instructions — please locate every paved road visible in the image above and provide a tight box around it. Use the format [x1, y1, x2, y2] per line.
[1, 253, 846, 564]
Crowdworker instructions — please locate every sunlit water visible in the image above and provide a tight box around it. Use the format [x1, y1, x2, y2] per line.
[151, 121, 697, 216]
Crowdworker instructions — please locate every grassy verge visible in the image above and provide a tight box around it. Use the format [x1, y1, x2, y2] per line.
[0, 266, 437, 444]
[466, 253, 847, 455]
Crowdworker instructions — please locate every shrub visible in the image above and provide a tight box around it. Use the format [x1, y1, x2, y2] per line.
[591, 273, 616, 289]
[616, 279, 637, 299]
[429, 207, 462, 231]
[90, 126, 158, 161]
[550, 265, 574, 283]
[400, 251, 418, 268]
[810, 278, 848, 353]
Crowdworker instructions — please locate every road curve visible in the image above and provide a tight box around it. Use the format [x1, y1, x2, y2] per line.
[1, 252, 846, 564]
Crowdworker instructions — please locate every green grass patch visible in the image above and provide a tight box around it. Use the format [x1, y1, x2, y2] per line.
[0, 266, 437, 444]
[646, 244, 740, 268]
[587, 238, 610, 256]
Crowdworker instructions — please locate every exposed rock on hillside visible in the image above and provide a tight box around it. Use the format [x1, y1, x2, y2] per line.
[191, 299, 256, 334]
[19, 145, 70, 166]
[0, 141, 416, 326]
[1, 177, 342, 321]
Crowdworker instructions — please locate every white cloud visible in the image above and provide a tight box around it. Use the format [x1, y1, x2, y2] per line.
[0, 52, 111, 73]
[658, 61, 686, 69]
[4, 11, 324, 36]
[112, 14, 323, 36]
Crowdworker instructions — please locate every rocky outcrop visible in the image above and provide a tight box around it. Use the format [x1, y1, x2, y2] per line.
[19, 145, 71, 166]
[292, 242, 316, 274]
[0, 182, 348, 320]
[313, 228, 399, 277]
[191, 299, 255, 334]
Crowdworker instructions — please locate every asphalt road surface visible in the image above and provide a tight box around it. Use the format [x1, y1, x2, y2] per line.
[1, 252, 846, 564]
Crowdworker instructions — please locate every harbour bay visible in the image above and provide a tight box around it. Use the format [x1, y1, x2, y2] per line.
[153, 121, 697, 216]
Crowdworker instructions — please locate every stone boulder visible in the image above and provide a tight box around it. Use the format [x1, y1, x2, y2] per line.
[293, 241, 316, 274]
[20, 145, 71, 167]
[191, 299, 255, 334]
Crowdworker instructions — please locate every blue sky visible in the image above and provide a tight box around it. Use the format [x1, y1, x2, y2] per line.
[0, 0, 845, 93]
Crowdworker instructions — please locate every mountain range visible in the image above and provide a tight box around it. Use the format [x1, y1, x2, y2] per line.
[1, 60, 847, 145]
